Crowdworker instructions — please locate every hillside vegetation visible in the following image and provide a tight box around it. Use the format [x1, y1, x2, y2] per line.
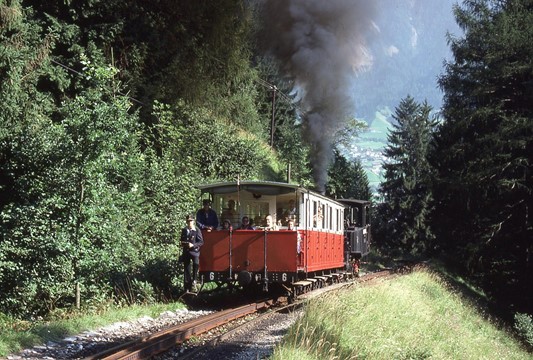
[273, 268, 531, 359]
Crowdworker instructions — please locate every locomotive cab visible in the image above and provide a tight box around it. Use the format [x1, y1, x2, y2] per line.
[337, 199, 371, 269]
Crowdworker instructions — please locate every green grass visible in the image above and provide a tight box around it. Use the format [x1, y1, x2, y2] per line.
[366, 171, 382, 184]
[0, 302, 187, 357]
[369, 109, 392, 134]
[272, 269, 531, 360]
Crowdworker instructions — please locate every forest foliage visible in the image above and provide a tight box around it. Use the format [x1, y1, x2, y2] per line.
[376, 96, 437, 255]
[432, 0, 532, 316]
[375, 0, 532, 321]
[0, 0, 369, 317]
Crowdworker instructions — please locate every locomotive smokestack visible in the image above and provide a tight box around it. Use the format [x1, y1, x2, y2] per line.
[259, 0, 376, 192]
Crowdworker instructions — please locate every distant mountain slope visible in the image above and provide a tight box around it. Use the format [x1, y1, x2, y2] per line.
[353, 0, 460, 121]
[349, 0, 460, 193]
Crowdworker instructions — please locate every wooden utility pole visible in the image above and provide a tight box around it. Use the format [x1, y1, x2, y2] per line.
[270, 86, 277, 148]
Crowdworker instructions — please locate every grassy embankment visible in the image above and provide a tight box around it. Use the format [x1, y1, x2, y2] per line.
[272, 269, 531, 359]
[0, 302, 186, 357]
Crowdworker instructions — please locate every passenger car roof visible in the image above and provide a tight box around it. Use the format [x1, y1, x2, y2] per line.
[198, 181, 347, 206]
[336, 198, 371, 206]
[197, 181, 299, 195]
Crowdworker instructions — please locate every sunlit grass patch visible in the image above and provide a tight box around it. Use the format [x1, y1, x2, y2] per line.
[272, 270, 530, 360]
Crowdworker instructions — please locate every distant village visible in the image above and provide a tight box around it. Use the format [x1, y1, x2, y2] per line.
[354, 145, 386, 193]
[350, 123, 390, 196]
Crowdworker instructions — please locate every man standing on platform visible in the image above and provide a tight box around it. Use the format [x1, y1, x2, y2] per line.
[180, 214, 204, 292]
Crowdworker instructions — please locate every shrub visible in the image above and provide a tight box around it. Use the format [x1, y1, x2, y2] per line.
[514, 313, 533, 348]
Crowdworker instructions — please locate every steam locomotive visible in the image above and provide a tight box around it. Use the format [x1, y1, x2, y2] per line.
[196, 181, 371, 293]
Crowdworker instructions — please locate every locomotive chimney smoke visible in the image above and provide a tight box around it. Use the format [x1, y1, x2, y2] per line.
[259, 0, 376, 192]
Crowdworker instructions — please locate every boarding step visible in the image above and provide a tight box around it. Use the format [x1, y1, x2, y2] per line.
[293, 280, 313, 287]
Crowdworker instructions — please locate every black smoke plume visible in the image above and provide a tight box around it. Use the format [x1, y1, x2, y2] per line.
[259, 0, 376, 192]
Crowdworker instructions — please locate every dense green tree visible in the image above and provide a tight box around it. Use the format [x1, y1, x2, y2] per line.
[153, 100, 275, 184]
[377, 96, 436, 254]
[0, 4, 184, 313]
[432, 0, 533, 314]
[327, 150, 371, 201]
[24, 0, 264, 133]
[0, 40, 167, 314]
[233, 53, 315, 186]
[0, 0, 60, 315]
[255, 60, 312, 185]
[274, 117, 311, 185]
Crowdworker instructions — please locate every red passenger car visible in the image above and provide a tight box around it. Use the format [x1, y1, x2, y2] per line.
[197, 181, 346, 291]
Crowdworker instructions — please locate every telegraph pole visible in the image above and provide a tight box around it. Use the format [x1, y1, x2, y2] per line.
[269, 85, 277, 148]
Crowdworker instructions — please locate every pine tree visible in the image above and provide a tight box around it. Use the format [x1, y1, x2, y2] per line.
[432, 0, 533, 313]
[377, 96, 436, 254]
[348, 158, 372, 201]
[327, 150, 371, 201]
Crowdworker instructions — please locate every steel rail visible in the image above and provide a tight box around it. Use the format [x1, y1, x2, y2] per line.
[83, 300, 272, 360]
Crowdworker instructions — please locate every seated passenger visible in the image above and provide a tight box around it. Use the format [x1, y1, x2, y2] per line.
[286, 218, 296, 230]
[263, 214, 278, 231]
[221, 199, 238, 226]
[237, 216, 255, 230]
[282, 199, 297, 225]
[219, 219, 232, 231]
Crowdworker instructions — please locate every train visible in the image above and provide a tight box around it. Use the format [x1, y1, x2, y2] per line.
[196, 181, 371, 294]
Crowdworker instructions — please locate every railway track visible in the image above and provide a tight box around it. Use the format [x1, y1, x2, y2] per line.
[83, 264, 418, 360]
[82, 300, 274, 360]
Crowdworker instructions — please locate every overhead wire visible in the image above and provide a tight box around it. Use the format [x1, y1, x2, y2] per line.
[52, 57, 299, 112]
[254, 77, 305, 115]
[50, 59, 145, 106]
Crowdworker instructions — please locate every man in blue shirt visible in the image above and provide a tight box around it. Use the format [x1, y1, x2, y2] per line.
[196, 199, 219, 231]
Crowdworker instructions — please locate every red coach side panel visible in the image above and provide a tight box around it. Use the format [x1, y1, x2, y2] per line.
[198, 231, 235, 271]
[264, 231, 299, 272]
[304, 230, 344, 272]
[199, 230, 299, 274]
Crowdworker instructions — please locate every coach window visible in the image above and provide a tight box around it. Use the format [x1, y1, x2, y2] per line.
[246, 201, 270, 228]
[324, 204, 329, 230]
[325, 204, 329, 230]
[322, 204, 326, 229]
[315, 201, 323, 229]
[320, 203, 325, 229]
[313, 201, 326, 229]
[312, 201, 317, 228]
[328, 206, 333, 230]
